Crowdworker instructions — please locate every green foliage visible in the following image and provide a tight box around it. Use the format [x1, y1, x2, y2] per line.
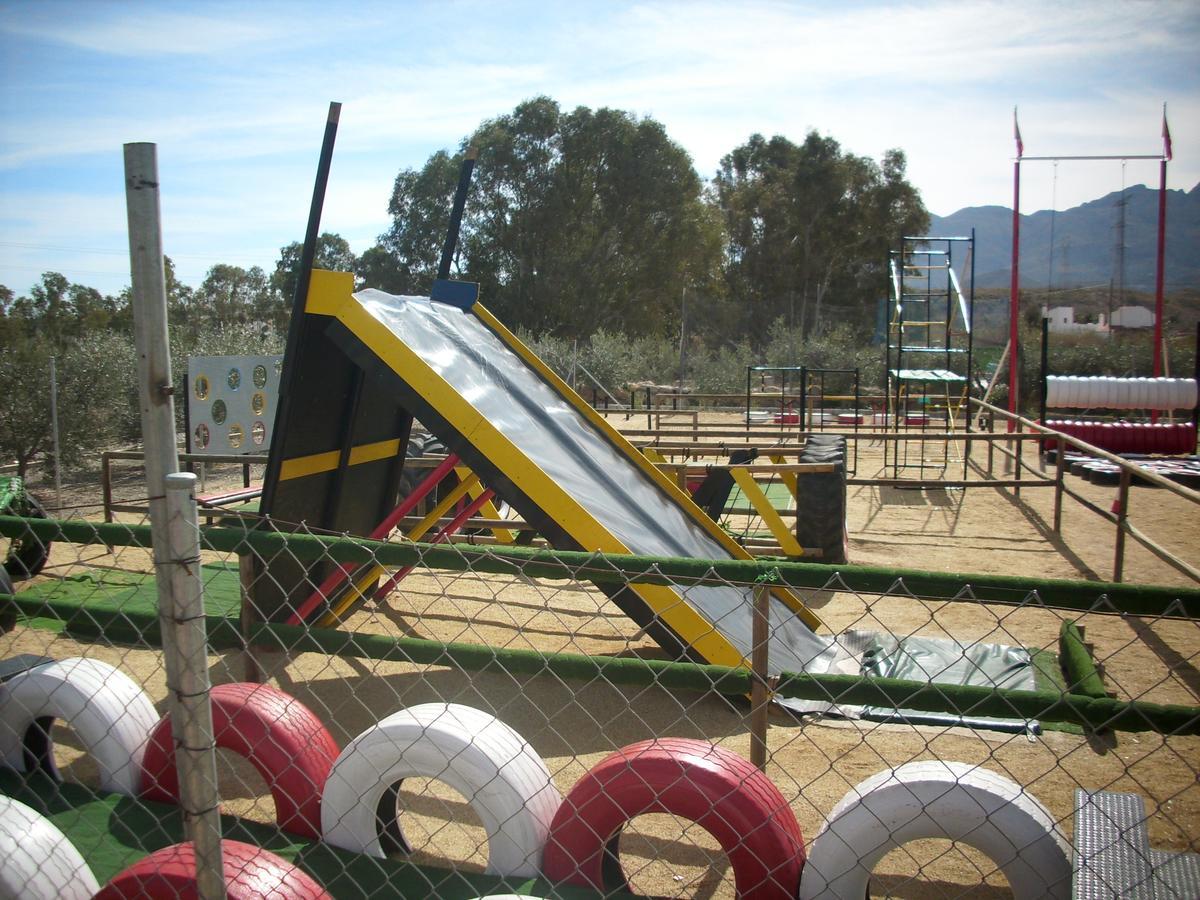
[374, 97, 724, 339]
[375, 150, 467, 295]
[516, 329, 575, 381]
[271, 232, 359, 321]
[189, 264, 278, 334]
[714, 134, 928, 339]
[763, 320, 884, 393]
[0, 332, 133, 476]
[688, 338, 757, 394]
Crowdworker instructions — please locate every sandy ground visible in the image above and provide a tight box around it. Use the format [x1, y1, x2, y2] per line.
[4, 419, 1199, 898]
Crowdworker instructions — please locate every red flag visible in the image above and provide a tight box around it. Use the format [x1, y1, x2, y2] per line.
[1013, 107, 1024, 158]
[1162, 105, 1172, 161]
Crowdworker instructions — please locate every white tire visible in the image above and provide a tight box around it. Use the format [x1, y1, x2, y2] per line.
[0, 657, 159, 796]
[0, 795, 99, 899]
[321, 702, 561, 878]
[799, 760, 1071, 899]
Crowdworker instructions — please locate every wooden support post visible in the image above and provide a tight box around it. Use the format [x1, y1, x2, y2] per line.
[240, 553, 262, 684]
[1113, 468, 1131, 583]
[1014, 418, 1023, 497]
[102, 452, 114, 524]
[750, 582, 771, 772]
[1053, 447, 1066, 533]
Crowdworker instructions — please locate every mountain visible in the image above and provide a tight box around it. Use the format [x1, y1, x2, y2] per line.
[928, 183, 1200, 291]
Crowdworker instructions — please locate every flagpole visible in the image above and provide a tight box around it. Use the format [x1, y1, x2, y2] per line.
[1153, 103, 1170, 381]
[1009, 108, 1023, 430]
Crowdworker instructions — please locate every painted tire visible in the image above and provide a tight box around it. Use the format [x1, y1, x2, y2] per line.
[0, 795, 99, 899]
[321, 702, 561, 878]
[2, 487, 50, 580]
[799, 760, 1071, 899]
[140, 682, 338, 839]
[542, 738, 804, 899]
[94, 838, 330, 898]
[0, 657, 158, 795]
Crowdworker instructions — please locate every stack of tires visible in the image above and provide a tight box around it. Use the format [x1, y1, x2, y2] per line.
[795, 435, 848, 565]
[0, 656, 1077, 897]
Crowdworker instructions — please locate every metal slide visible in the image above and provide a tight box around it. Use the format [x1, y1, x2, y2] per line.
[305, 271, 838, 677]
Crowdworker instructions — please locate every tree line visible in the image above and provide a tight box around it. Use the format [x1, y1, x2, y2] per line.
[1, 96, 929, 476]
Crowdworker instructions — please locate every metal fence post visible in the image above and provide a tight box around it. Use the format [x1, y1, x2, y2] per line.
[125, 141, 225, 897]
[162, 474, 225, 896]
[1113, 468, 1131, 583]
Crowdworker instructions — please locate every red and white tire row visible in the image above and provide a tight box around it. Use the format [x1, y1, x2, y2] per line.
[1, 657, 1074, 898]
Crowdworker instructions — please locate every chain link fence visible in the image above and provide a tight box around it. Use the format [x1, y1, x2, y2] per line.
[2, 482, 1199, 899]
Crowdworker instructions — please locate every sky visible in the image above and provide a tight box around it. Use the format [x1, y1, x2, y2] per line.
[0, 0, 1197, 298]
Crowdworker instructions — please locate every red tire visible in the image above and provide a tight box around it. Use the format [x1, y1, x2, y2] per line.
[543, 738, 804, 899]
[94, 839, 329, 899]
[139, 683, 338, 839]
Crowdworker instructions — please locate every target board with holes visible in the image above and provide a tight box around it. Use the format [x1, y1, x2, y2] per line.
[187, 355, 283, 454]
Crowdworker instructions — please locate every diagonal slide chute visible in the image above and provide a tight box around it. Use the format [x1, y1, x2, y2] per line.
[298, 270, 834, 676]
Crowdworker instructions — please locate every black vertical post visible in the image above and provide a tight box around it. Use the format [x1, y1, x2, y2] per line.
[260, 101, 341, 516]
[438, 146, 477, 281]
[1040, 316, 1050, 431]
[183, 374, 193, 461]
[965, 228, 976, 433]
[1193, 322, 1199, 431]
[800, 367, 808, 432]
[745, 367, 752, 434]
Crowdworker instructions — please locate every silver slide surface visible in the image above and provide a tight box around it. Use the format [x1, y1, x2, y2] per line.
[352, 289, 836, 675]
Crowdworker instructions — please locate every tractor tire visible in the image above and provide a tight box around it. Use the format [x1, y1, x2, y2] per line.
[0, 657, 158, 795]
[3, 487, 50, 580]
[0, 795, 99, 899]
[139, 682, 338, 839]
[321, 702, 560, 878]
[799, 760, 1071, 899]
[543, 738, 804, 899]
[94, 839, 330, 899]
[795, 437, 848, 564]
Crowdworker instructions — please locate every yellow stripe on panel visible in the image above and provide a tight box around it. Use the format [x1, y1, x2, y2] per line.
[279, 439, 402, 482]
[730, 467, 804, 558]
[310, 287, 752, 659]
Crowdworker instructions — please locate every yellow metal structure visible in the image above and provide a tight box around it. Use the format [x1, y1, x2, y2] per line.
[304, 270, 823, 664]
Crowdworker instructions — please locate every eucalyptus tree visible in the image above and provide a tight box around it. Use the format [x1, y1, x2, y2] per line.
[372, 97, 724, 338]
[714, 132, 928, 340]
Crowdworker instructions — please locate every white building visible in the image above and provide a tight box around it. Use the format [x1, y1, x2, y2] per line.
[1042, 306, 1109, 335]
[1110, 305, 1154, 329]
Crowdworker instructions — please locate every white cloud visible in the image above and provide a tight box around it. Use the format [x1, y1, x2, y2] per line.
[1, 0, 1196, 294]
[1, 3, 308, 57]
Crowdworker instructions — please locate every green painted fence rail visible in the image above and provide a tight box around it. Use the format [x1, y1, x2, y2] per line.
[3, 516, 1198, 617]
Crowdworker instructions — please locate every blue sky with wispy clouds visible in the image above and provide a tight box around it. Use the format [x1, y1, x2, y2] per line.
[1, 0, 1196, 296]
